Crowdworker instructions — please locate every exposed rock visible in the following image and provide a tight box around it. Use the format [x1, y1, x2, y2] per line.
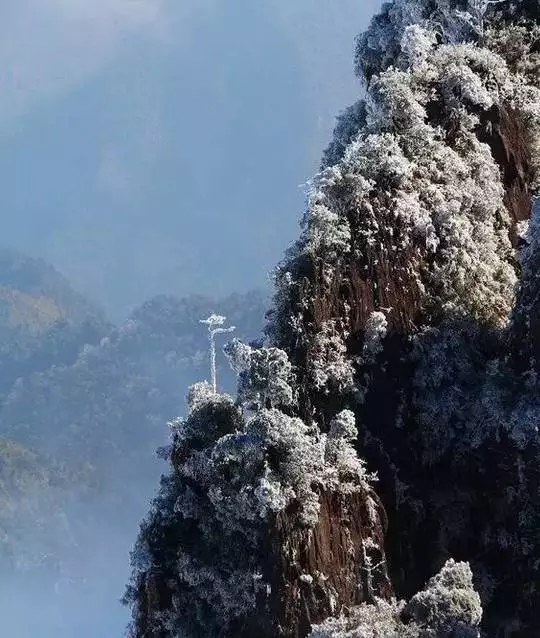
[259, 488, 392, 638]
[477, 105, 535, 244]
[125, 2, 540, 637]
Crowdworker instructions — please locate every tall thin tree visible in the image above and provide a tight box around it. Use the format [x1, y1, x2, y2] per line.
[200, 314, 235, 392]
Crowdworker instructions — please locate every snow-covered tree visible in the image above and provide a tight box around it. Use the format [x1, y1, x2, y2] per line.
[309, 559, 482, 638]
[224, 339, 295, 409]
[200, 314, 235, 392]
[309, 321, 355, 395]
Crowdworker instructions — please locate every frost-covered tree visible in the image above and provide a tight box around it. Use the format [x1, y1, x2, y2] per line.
[200, 314, 235, 392]
[224, 339, 295, 409]
[125, 340, 377, 637]
[310, 559, 482, 638]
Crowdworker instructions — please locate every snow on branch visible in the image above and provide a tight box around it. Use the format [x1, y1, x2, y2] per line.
[200, 314, 235, 392]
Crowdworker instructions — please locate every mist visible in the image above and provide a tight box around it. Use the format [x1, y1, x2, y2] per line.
[0, 2, 381, 637]
[1, 0, 380, 319]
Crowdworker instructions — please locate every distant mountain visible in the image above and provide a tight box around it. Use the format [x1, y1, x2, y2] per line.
[0, 436, 86, 576]
[0, 246, 110, 399]
[0, 258, 267, 637]
[0, 246, 104, 325]
[1, 289, 266, 485]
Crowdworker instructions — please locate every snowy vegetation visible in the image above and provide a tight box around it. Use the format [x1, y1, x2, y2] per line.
[270, 0, 540, 456]
[126, 0, 540, 636]
[125, 334, 374, 636]
[310, 560, 482, 638]
[275, 12, 540, 339]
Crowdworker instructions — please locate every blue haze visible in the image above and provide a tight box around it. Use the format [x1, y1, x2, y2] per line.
[0, 0, 381, 318]
[0, 1, 382, 636]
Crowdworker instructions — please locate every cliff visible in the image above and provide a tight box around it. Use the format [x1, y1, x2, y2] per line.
[125, 1, 540, 636]
[269, 1, 540, 635]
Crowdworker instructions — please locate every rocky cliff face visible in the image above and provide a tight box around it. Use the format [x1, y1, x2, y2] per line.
[260, 487, 392, 637]
[268, 1, 540, 635]
[126, 1, 540, 636]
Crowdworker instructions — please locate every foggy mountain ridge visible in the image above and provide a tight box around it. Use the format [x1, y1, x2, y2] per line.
[0, 246, 267, 637]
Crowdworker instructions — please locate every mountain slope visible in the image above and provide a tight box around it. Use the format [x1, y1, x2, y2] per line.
[0, 246, 109, 399]
[269, 0, 540, 635]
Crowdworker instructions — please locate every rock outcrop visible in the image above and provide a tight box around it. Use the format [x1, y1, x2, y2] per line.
[125, 1, 540, 636]
[261, 488, 392, 638]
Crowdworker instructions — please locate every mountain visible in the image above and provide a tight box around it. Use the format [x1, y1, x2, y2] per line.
[0, 246, 109, 399]
[0, 273, 267, 637]
[124, 1, 540, 637]
[0, 436, 82, 575]
[0, 246, 104, 324]
[0, 246, 109, 572]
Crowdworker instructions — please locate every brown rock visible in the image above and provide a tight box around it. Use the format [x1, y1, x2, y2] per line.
[244, 487, 392, 638]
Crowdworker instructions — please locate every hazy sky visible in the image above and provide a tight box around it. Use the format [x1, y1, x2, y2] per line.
[0, 0, 381, 318]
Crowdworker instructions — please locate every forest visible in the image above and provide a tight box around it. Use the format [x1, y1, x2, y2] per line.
[0, 246, 265, 635]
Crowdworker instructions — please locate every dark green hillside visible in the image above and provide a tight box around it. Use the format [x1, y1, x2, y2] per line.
[0, 246, 110, 398]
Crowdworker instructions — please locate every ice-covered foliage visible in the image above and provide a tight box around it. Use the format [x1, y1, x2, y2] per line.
[309, 560, 482, 637]
[363, 42, 539, 323]
[301, 194, 353, 281]
[410, 194, 540, 459]
[224, 339, 295, 409]
[410, 319, 540, 460]
[329, 409, 357, 440]
[309, 599, 409, 638]
[363, 312, 388, 357]
[404, 559, 482, 635]
[322, 101, 368, 168]
[325, 410, 374, 491]
[489, 23, 540, 83]
[309, 321, 355, 395]
[125, 390, 256, 637]
[126, 346, 373, 635]
[354, 0, 520, 81]
[519, 199, 540, 345]
[271, 0, 540, 357]
[484, 3, 540, 85]
[209, 407, 324, 526]
[176, 381, 370, 531]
